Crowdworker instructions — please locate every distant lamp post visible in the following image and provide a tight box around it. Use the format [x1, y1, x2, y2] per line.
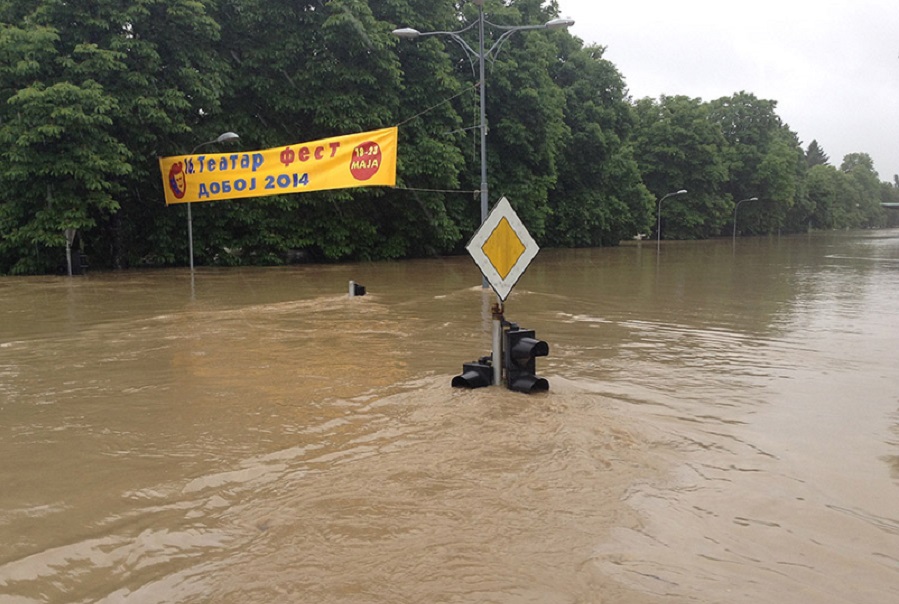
[732, 196, 759, 243]
[656, 189, 688, 253]
[186, 132, 240, 272]
[393, 2, 574, 286]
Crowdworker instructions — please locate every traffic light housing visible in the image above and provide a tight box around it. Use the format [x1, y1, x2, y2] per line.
[504, 326, 549, 393]
[452, 356, 493, 389]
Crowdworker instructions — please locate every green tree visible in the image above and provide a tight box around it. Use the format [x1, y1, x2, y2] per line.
[805, 139, 830, 167]
[106, 0, 228, 268]
[631, 95, 730, 239]
[0, 0, 228, 273]
[880, 179, 899, 228]
[469, 0, 570, 237]
[0, 18, 128, 273]
[806, 164, 846, 229]
[546, 42, 651, 246]
[805, 154, 887, 230]
[708, 92, 805, 236]
[373, 0, 486, 256]
[840, 152, 886, 228]
[5, 0, 894, 274]
[197, 0, 415, 263]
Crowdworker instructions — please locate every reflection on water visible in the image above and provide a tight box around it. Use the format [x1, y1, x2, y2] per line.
[1, 231, 898, 603]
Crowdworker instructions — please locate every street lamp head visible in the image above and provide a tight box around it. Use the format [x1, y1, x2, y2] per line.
[395, 3, 569, 266]
[749, 196, 759, 201]
[191, 131, 240, 155]
[392, 27, 421, 39]
[216, 132, 240, 144]
[676, 189, 688, 195]
[545, 18, 575, 29]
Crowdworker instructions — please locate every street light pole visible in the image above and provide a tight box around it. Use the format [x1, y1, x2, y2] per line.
[656, 189, 688, 253]
[732, 196, 759, 243]
[476, 1, 488, 236]
[395, 4, 572, 386]
[186, 132, 240, 272]
[393, 2, 574, 265]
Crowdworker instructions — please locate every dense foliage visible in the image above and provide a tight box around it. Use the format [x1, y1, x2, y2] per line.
[1, 0, 895, 274]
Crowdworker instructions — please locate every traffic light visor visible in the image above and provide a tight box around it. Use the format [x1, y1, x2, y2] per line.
[452, 361, 493, 388]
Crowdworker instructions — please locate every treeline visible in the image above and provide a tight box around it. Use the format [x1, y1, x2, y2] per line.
[1, 0, 897, 275]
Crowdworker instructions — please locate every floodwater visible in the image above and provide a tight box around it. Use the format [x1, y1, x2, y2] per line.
[1, 231, 897, 603]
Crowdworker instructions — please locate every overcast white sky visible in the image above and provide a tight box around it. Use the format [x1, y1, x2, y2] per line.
[557, 0, 899, 181]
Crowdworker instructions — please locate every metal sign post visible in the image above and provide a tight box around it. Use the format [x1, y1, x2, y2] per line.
[64, 228, 77, 277]
[491, 300, 504, 386]
[456, 196, 542, 389]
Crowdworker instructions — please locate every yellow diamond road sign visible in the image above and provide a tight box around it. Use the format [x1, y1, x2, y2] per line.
[466, 196, 539, 301]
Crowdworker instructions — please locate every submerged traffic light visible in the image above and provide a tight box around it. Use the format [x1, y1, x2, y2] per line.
[504, 326, 549, 393]
[451, 356, 493, 389]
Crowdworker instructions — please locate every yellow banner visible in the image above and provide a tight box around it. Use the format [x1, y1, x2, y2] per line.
[159, 127, 397, 205]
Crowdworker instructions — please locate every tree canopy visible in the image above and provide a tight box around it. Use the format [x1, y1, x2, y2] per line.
[0, 0, 892, 274]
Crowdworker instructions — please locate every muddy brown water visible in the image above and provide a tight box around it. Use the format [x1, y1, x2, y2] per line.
[1, 231, 898, 603]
